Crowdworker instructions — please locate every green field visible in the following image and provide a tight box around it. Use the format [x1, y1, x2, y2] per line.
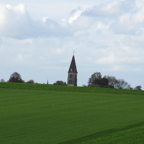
[0, 83, 144, 144]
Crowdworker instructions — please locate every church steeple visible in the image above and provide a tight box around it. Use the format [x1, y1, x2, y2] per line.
[68, 55, 77, 73]
[67, 55, 78, 86]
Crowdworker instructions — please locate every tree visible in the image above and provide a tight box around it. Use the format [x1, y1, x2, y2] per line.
[27, 79, 34, 84]
[103, 76, 118, 88]
[125, 85, 133, 90]
[53, 80, 66, 85]
[100, 78, 108, 86]
[8, 72, 24, 83]
[134, 85, 142, 90]
[116, 79, 130, 89]
[104, 76, 130, 89]
[88, 72, 109, 87]
[88, 72, 102, 86]
[0, 79, 5, 82]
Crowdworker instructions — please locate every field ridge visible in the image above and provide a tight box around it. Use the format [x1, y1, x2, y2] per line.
[0, 82, 144, 95]
[59, 121, 144, 144]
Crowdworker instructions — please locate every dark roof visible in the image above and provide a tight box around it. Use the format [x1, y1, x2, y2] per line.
[68, 55, 78, 73]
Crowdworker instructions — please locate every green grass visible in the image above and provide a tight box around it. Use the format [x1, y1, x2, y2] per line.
[1, 83, 144, 143]
[76, 124, 144, 144]
[0, 82, 144, 95]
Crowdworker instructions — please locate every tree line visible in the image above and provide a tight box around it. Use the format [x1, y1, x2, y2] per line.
[87, 72, 142, 90]
[0, 71, 142, 90]
[0, 72, 66, 85]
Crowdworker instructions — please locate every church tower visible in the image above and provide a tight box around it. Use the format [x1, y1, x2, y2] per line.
[67, 55, 78, 86]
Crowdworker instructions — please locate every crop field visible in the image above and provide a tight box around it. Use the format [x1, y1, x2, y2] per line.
[1, 83, 144, 144]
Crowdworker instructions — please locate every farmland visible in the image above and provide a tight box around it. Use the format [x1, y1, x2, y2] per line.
[0, 83, 144, 143]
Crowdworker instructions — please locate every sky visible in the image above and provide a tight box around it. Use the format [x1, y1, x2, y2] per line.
[0, 0, 144, 88]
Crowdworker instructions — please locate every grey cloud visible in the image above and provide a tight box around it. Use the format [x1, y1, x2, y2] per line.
[24, 19, 71, 39]
[82, 0, 136, 17]
[73, 0, 144, 35]
[120, 0, 136, 13]
[70, 6, 83, 15]
[1, 0, 141, 40]
[82, 1, 121, 17]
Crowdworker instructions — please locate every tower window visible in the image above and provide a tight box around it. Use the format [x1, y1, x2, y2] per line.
[68, 80, 73, 84]
[70, 74, 73, 78]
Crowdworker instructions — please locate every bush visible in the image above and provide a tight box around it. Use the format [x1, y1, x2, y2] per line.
[53, 80, 66, 85]
[27, 80, 34, 84]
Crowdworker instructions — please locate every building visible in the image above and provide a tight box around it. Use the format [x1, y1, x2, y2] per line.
[67, 55, 78, 86]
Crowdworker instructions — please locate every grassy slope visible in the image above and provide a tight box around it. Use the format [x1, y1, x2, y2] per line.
[0, 82, 144, 95]
[76, 124, 144, 144]
[0, 83, 144, 143]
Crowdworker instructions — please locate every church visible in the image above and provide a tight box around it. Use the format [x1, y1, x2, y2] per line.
[67, 55, 78, 86]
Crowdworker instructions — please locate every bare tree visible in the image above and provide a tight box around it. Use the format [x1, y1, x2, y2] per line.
[0, 79, 5, 82]
[103, 76, 118, 88]
[134, 85, 142, 90]
[125, 85, 133, 90]
[116, 79, 130, 89]
[104, 76, 130, 89]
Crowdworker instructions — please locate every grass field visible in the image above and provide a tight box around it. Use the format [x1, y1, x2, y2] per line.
[76, 124, 144, 144]
[0, 83, 144, 143]
[0, 82, 144, 95]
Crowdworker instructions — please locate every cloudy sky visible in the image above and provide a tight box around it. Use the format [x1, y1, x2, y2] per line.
[0, 0, 144, 88]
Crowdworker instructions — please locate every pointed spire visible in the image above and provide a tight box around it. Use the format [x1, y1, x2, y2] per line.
[68, 55, 78, 73]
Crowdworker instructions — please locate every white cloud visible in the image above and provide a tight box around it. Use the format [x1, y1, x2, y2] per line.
[13, 3, 26, 14]
[101, 1, 120, 15]
[0, 3, 71, 39]
[75, 0, 144, 35]
[43, 17, 49, 22]
[1, 0, 144, 88]
[0, 4, 32, 38]
[83, 0, 122, 17]
[69, 7, 85, 24]
[5, 4, 11, 9]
